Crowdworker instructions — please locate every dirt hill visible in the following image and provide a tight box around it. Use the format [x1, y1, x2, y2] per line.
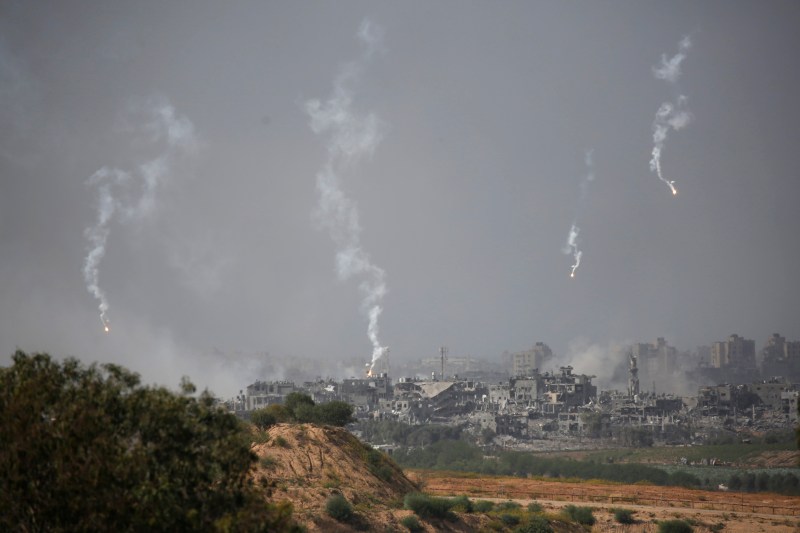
[252, 424, 489, 531]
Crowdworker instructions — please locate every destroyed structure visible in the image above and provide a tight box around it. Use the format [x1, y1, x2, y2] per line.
[230, 333, 800, 450]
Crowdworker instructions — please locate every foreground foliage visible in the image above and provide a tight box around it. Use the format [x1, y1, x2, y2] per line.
[0, 351, 299, 532]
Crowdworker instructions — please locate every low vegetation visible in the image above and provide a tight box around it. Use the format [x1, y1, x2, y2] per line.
[561, 504, 595, 526]
[658, 518, 694, 533]
[403, 492, 456, 521]
[612, 507, 636, 524]
[324, 493, 354, 522]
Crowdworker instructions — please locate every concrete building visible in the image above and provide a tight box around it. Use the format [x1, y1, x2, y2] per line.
[711, 334, 756, 369]
[245, 380, 296, 410]
[630, 338, 677, 387]
[512, 342, 553, 377]
[762, 333, 800, 381]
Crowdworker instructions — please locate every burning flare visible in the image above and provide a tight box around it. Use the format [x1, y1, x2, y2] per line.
[306, 19, 389, 375]
[650, 36, 693, 196]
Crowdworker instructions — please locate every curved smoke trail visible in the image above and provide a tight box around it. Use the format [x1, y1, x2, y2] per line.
[650, 36, 693, 196]
[563, 150, 595, 278]
[83, 100, 196, 332]
[306, 19, 389, 374]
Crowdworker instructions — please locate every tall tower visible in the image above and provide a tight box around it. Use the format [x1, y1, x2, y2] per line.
[628, 350, 640, 397]
[440, 346, 448, 381]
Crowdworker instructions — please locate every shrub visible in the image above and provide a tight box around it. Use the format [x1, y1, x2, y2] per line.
[259, 455, 279, 469]
[496, 500, 522, 511]
[404, 492, 455, 520]
[451, 495, 473, 513]
[250, 407, 278, 429]
[514, 516, 554, 533]
[658, 519, 694, 533]
[527, 501, 543, 513]
[274, 435, 290, 448]
[562, 505, 595, 525]
[400, 514, 424, 531]
[500, 513, 521, 526]
[474, 500, 495, 512]
[325, 494, 353, 522]
[613, 508, 635, 524]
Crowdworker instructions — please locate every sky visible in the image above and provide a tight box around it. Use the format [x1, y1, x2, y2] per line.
[1, 1, 799, 397]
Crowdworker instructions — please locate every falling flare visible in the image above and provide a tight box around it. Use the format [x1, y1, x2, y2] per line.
[650, 36, 693, 196]
[83, 100, 196, 331]
[563, 151, 594, 278]
[306, 19, 390, 374]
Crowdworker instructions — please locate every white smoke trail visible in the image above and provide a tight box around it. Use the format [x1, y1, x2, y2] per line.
[83, 100, 196, 331]
[650, 36, 693, 196]
[563, 150, 594, 278]
[652, 35, 691, 83]
[306, 19, 388, 374]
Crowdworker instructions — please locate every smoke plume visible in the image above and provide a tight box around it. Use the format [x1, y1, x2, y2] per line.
[562, 150, 595, 278]
[305, 19, 389, 374]
[650, 36, 693, 196]
[83, 99, 196, 331]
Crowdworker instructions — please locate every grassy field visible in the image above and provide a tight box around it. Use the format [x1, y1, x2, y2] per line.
[567, 441, 798, 465]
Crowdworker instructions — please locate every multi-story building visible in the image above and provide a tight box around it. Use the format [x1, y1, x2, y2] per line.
[762, 333, 800, 381]
[512, 342, 553, 377]
[710, 334, 756, 370]
[245, 380, 296, 410]
[630, 338, 677, 389]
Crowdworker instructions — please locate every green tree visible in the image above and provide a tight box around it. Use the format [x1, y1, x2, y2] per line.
[314, 400, 355, 426]
[0, 351, 299, 532]
[250, 407, 278, 429]
[284, 392, 315, 419]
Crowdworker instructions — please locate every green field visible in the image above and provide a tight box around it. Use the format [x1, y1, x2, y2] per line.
[572, 441, 797, 466]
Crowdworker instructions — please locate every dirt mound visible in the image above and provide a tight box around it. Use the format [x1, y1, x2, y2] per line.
[254, 424, 472, 531]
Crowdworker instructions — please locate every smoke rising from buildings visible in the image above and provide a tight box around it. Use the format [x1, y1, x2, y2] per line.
[83, 100, 196, 331]
[562, 150, 595, 278]
[650, 36, 693, 196]
[305, 19, 389, 374]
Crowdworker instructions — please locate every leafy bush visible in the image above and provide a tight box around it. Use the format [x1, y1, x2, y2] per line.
[450, 495, 473, 513]
[325, 494, 353, 522]
[274, 435, 290, 448]
[400, 514, 424, 531]
[250, 407, 278, 429]
[496, 500, 522, 511]
[514, 516, 553, 533]
[658, 519, 694, 533]
[612, 508, 635, 524]
[500, 513, 521, 526]
[314, 400, 355, 426]
[474, 500, 495, 512]
[562, 505, 595, 525]
[527, 502, 543, 513]
[404, 492, 455, 520]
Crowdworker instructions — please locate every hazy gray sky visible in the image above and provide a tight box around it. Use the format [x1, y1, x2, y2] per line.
[2, 1, 799, 396]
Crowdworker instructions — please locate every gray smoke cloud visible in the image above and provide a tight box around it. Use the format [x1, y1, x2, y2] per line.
[83, 99, 197, 331]
[305, 19, 389, 375]
[650, 36, 693, 196]
[562, 150, 595, 278]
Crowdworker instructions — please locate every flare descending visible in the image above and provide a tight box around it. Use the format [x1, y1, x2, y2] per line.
[562, 150, 595, 278]
[650, 36, 693, 196]
[83, 100, 196, 331]
[306, 20, 389, 373]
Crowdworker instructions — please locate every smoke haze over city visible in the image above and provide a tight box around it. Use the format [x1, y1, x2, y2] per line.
[1, 2, 799, 397]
